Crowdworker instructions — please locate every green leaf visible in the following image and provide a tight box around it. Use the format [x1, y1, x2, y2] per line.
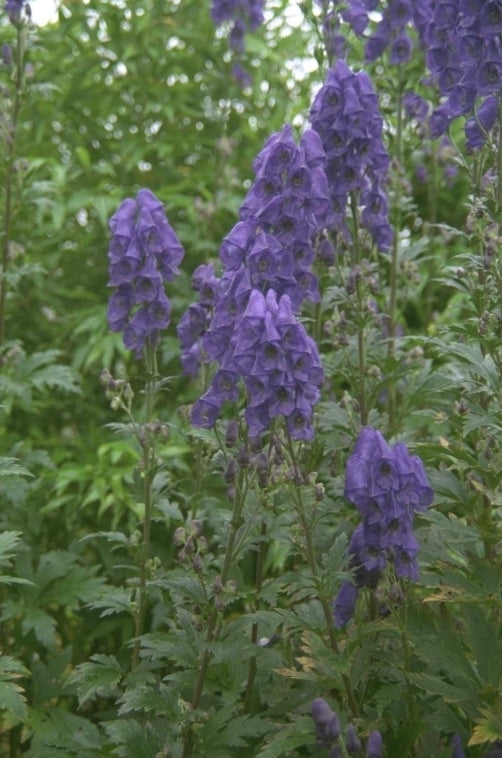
[0, 459, 32, 478]
[67, 654, 123, 706]
[25, 708, 102, 757]
[104, 718, 164, 758]
[256, 716, 315, 758]
[0, 654, 30, 726]
[0, 530, 24, 566]
[21, 607, 58, 648]
[462, 606, 502, 686]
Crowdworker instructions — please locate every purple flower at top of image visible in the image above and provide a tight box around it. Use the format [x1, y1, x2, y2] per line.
[425, 0, 502, 147]
[5, 0, 23, 18]
[107, 189, 184, 358]
[211, 0, 265, 57]
[211, 0, 264, 29]
[337, 0, 433, 63]
[310, 60, 393, 251]
[333, 427, 433, 626]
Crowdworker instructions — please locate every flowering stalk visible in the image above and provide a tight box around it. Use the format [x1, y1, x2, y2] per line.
[284, 432, 360, 721]
[349, 192, 368, 426]
[131, 346, 156, 670]
[0, 22, 26, 346]
[182, 465, 248, 758]
[386, 73, 405, 431]
[242, 515, 267, 715]
[105, 188, 184, 667]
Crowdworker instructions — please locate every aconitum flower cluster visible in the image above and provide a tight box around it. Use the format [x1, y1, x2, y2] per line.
[191, 289, 323, 440]
[5, 0, 24, 19]
[334, 427, 433, 627]
[222, 123, 334, 310]
[310, 60, 393, 251]
[107, 189, 184, 358]
[311, 698, 382, 757]
[425, 0, 502, 148]
[338, 0, 432, 64]
[210, 0, 265, 80]
[186, 123, 331, 436]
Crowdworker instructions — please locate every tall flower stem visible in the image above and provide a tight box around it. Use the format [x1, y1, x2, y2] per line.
[349, 192, 368, 426]
[0, 24, 26, 347]
[182, 465, 248, 758]
[387, 74, 405, 431]
[285, 434, 359, 720]
[242, 517, 267, 715]
[131, 345, 156, 670]
[397, 586, 417, 758]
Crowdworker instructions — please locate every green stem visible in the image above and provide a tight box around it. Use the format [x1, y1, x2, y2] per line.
[0, 24, 26, 347]
[131, 345, 156, 669]
[349, 192, 368, 426]
[398, 584, 417, 758]
[387, 75, 405, 431]
[243, 518, 267, 715]
[495, 98, 502, 227]
[285, 434, 359, 720]
[182, 465, 247, 758]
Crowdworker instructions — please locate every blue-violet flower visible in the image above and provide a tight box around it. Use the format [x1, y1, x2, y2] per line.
[107, 188, 184, 358]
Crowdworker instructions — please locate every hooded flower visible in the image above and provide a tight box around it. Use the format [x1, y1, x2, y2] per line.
[191, 289, 324, 440]
[310, 61, 393, 251]
[107, 189, 184, 358]
[425, 0, 502, 147]
[333, 427, 433, 626]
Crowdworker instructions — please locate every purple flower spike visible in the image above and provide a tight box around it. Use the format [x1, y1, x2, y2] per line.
[335, 427, 433, 625]
[211, 0, 265, 61]
[311, 698, 341, 749]
[183, 122, 330, 437]
[424, 1, 502, 146]
[310, 61, 393, 251]
[191, 287, 323, 439]
[107, 189, 184, 358]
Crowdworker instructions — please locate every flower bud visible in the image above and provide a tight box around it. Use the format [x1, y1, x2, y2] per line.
[311, 698, 333, 726]
[225, 419, 239, 447]
[184, 535, 194, 555]
[224, 457, 237, 484]
[366, 730, 383, 758]
[173, 527, 186, 546]
[190, 519, 202, 538]
[346, 724, 362, 755]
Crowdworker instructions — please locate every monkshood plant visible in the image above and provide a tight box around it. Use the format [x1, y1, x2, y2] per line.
[3, 0, 502, 757]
